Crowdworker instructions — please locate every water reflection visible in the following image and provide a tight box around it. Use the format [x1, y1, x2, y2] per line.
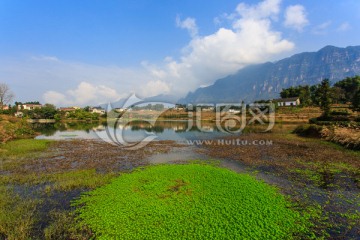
[34, 120, 298, 141]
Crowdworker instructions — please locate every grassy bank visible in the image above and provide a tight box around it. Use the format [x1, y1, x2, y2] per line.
[74, 164, 315, 239]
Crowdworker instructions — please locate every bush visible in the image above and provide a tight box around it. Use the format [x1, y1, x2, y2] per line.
[330, 110, 350, 116]
[0, 119, 35, 143]
[293, 124, 323, 138]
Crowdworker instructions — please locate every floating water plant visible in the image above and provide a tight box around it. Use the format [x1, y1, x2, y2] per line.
[74, 164, 312, 239]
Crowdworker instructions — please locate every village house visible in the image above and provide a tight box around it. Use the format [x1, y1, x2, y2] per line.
[201, 106, 215, 112]
[18, 103, 42, 110]
[274, 97, 300, 107]
[114, 108, 127, 113]
[0, 104, 9, 110]
[14, 112, 24, 118]
[90, 107, 106, 115]
[228, 109, 241, 114]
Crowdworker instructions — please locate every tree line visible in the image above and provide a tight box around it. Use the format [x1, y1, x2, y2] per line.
[280, 76, 360, 115]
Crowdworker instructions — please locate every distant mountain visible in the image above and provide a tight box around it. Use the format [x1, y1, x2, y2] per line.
[100, 94, 178, 110]
[180, 45, 360, 103]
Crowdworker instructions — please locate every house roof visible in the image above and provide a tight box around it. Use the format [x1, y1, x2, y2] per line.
[59, 107, 76, 111]
[273, 97, 300, 102]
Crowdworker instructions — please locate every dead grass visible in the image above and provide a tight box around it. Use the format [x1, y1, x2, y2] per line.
[321, 126, 360, 150]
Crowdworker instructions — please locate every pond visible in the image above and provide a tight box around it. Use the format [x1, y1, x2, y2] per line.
[34, 120, 298, 143]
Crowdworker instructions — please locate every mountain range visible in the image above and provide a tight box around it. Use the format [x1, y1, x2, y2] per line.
[179, 45, 360, 103]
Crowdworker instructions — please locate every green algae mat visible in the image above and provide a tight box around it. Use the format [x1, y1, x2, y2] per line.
[74, 164, 313, 239]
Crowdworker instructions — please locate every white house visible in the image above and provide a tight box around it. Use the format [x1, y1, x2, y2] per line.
[274, 97, 300, 107]
[18, 103, 42, 110]
[90, 107, 106, 115]
[114, 108, 127, 112]
[14, 112, 24, 117]
[228, 109, 241, 114]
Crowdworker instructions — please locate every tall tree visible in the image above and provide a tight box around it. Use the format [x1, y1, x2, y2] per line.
[0, 83, 15, 109]
[318, 79, 332, 116]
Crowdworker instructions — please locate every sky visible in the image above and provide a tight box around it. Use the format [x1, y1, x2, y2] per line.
[0, 0, 360, 106]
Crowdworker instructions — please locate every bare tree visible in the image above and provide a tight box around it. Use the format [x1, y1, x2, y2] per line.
[0, 83, 15, 109]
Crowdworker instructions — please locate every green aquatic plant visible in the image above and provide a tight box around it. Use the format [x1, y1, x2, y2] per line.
[74, 164, 314, 239]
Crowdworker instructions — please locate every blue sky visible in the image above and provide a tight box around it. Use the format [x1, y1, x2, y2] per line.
[1, 0, 360, 106]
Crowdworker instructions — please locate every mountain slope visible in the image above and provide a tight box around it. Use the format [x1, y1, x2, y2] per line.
[181, 45, 360, 103]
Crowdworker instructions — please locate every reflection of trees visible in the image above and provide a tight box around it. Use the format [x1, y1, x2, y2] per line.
[125, 120, 222, 133]
[35, 122, 103, 135]
[130, 124, 164, 133]
[32, 123, 57, 136]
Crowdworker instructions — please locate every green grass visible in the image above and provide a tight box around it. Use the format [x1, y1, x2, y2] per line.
[0, 186, 40, 240]
[74, 164, 314, 239]
[0, 139, 52, 157]
[0, 169, 117, 192]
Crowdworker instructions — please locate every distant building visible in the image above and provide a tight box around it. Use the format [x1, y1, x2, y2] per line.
[0, 104, 9, 110]
[18, 103, 42, 110]
[114, 108, 127, 112]
[59, 107, 77, 112]
[228, 109, 241, 114]
[201, 107, 214, 112]
[14, 112, 24, 118]
[274, 97, 300, 107]
[90, 107, 106, 115]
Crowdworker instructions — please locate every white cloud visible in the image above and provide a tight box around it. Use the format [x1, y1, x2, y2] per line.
[337, 22, 351, 32]
[43, 91, 70, 106]
[140, 80, 170, 97]
[235, 0, 281, 20]
[44, 82, 123, 106]
[31, 55, 60, 62]
[284, 5, 309, 32]
[176, 16, 198, 38]
[312, 21, 332, 35]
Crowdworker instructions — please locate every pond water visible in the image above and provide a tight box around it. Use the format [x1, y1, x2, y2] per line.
[34, 120, 298, 143]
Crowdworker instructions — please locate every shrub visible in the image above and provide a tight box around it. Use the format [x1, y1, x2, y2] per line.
[293, 124, 323, 138]
[330, 110, 350, 116]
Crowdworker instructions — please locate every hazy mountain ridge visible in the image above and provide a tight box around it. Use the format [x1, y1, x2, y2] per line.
[180, 45, 360, 103]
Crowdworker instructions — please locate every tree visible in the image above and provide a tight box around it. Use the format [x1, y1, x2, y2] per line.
[331, 87, 346, 104]
[0, 83, 15, 109]
[298, 85, 312, 106]
[352, 89, 360, 112]
[334, 76, 360, 103]
[280, 85, 312, 106]
[318, 79, 332, 116]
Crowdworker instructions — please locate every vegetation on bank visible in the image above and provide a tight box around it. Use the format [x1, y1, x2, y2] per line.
[0, 115, 35, 143]
[74, 164, 315, 240]
[293, 124, 360, 150]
